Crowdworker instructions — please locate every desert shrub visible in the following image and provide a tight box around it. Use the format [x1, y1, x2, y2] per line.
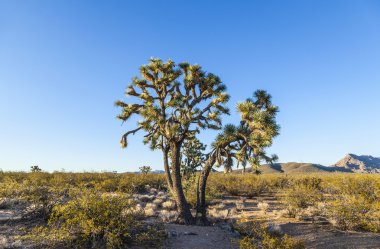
[208, 208, 230, 220]
[208, 174, 268, 197]
[183, 173, 222, 208]
[20, 184, 55, 218]
[266, 175, 292, 190]
[282, 184, 323, 217]
[0, 172, 167, 196]
[257, 201, 270, 214]
[320, 174, 380, 196]
[118, 174, 166, 193]
[162, 200, 176, 210]
[0, 173, 67, 219]
[237, 221, 304, 249]
[0, 177, 23, 198]
[325, 194, 380, 232]
[240, 176, 268, 197]
[183, 173, 198, 207]
[316, 175, 380, 232]
[145, 203, 158, 216]
[94, 178, 120, 192]
[159, 210, 178, 222]
[337, 176, 378, 200]
[293, 176, 323, 190]
[26, 189, 165, 248]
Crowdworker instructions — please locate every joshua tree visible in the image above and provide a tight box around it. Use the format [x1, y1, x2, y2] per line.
[139, 165, 152, 174]
[116, 58, 279, 224]
[30, 165, 42, 172]
[116, 58, 229, 224]
[196, 91, 280, 223]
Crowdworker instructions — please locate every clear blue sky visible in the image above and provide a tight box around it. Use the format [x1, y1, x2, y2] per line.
[1, 1, 380, 172]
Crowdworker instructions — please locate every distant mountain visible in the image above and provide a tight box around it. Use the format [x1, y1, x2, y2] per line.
[333, 154, 380, 173]
[151, 170, 166, 174]
[126, 154, 380, 175]
[235, 162, 351, 174]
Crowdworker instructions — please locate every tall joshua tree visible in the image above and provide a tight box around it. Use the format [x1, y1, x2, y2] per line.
[116, 58, 279, 225]
[116, 58, 229, 224]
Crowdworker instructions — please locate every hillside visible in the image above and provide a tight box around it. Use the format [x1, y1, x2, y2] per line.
[237, 162, 351, 174]
[333, 154, 380, 173]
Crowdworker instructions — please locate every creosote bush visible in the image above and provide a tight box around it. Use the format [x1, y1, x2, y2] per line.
[323, 176, 380, 232]
[207, 174, 269, 197]
[283, 184, 323, 217]
[183, 174, 222, 208]
[26, 189, 165, 248]
[237, 220, 305, 249]
[325, 194, 380, 232]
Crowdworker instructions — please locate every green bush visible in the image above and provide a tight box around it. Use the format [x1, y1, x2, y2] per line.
[118, 174, 166, 193]
[283, 184, 323, 217]
[26, 189, 165, 248]
[184, 174, 222, 208]
[325, 194, 380, 232]
[237, 221, 304, 249]
[207, 174, 268, 197]
[293, 176, 323, 190]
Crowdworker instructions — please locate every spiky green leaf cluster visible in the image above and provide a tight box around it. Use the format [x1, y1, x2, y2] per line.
[180, 136, 207, 177]
[116, 58, 230, 150]
[211, 90, 280, 172]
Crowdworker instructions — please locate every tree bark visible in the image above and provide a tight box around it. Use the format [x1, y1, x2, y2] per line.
[170, 142, 195, 225]
[196, 153, 216, 225]
[163, 147, 173, 193]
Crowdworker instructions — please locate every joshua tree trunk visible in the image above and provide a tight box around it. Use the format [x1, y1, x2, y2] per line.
[163, 148, 173, 193]
[196, 153, 216, 225]
[170, 142, 194, 224]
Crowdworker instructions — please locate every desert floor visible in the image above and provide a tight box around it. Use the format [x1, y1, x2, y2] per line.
[1, 192, 380, 249]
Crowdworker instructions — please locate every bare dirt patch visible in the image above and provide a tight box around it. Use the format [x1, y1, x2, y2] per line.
[164, 224, 239, 249]
[0, 217, 41, 249]
[280, 222, 380, 249]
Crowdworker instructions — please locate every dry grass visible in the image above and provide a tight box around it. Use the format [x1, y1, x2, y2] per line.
[257, 201, 269, 214]
[159, 210, 178, 222]
[208, 208, 230, 220]
[162, 200, 176, 210]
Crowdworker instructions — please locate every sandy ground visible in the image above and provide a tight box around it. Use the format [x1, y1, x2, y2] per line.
[0, 218, 37, 249]
[164, 224, 240, 249]
[162, 222, 380, 249]
[280, 222, 380, 249]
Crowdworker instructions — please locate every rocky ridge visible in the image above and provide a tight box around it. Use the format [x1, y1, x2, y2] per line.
[333, 153, 380, 173]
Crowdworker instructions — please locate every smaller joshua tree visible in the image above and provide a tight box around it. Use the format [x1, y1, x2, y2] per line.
[139, 165, 152, 174]
[31, 165, 42, 172]
[196, 90, 280, 223]
[180, 136, 206, 179]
